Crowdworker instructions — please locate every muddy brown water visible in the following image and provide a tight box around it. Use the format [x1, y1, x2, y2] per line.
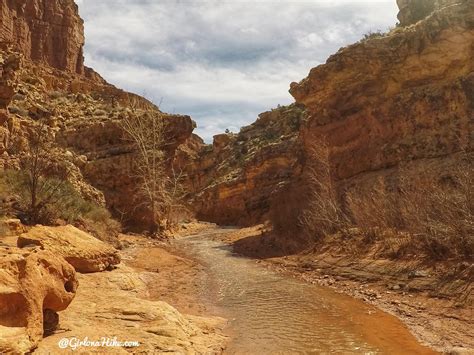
[174, 229, 436, 355]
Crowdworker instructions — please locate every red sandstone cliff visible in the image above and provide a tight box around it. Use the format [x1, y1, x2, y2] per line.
[184, 0, 473, 230]
[177, 104, 305, 226]
[1, 0, 472, 233]
[0, 0, 196, 229]
[0, 0, 85, 74]
[266, 0, 473, 246]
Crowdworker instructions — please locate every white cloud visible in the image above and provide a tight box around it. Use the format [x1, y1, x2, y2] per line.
[76, 0, 398, 142]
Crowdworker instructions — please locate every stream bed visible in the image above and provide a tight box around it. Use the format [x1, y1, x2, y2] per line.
[173, 230, 435, 354]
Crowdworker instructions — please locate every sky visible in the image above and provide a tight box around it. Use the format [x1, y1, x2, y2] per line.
[75, 0, 399, 142]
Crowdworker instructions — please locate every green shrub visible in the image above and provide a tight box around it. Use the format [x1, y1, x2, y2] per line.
[8, 105, 28, 117]
[5, 169, 106, 225]
[360, 30, 385, 42]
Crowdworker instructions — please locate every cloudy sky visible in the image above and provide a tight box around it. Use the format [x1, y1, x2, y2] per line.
[75, 0, 398, 142]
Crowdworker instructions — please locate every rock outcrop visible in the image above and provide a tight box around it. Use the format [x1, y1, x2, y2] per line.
[178, 104, 305, 226]
[0, 0, 85, 74]
[244, 0, 471, 240]
[61, 111, 196, 229]
[0, 247, 78, 353]
[396, 0, 462, 26]
[17, 225, 120, 273]
[0, 33, 196, 229]
[288, 0, 473, 203]
[179, 0, 473, 230]
[34, 235, 227, 354]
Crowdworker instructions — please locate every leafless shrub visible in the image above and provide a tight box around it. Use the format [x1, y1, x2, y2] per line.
[347, 160, 473, 261]
[347, 182, 401, 230]
[298, 138, 350, 241]
[400, 164, 473, 260]
[162, 167, 189, 229]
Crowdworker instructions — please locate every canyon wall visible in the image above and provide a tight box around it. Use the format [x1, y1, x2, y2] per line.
[291, 0, 473, 182]
[186, 0, 473, 229]
[0, 0, 196, 229]
[1, 0, 472, 232]
[177, 104, 305, 226]
[279, 0, 473, 239]
[0, 0, 85, 74]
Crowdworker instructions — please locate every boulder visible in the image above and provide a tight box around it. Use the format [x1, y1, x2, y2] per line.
[18, 225, 120, 273]
[0, 247, 78, 354]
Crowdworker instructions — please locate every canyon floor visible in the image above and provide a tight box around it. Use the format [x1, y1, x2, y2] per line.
[17, 223, 471, 354]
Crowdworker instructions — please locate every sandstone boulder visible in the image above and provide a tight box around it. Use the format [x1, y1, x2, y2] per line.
[35, 264, 226, 354]
[18, 225, 120, 273]
[0, 247, 78, 354]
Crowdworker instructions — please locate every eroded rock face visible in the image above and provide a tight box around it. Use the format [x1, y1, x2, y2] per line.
[290, 0, 473, 176]
[179, 104, 305, 226]
[0, 50, 20, 109]
[0, 247, 78, 354]
[0, 39, 196, 229]
[282, 0, 473, 235]
[396, 0, 463, 26]
[58, 113, 196, 230]
[0, 0, 85, 74]
[34, 256, 226, 354]
[17, 225, 120, 273]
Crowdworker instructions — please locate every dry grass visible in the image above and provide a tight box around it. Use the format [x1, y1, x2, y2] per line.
[346, 161, 473, 261]
[295, 135, 473, 262]
[298, 138, 349, 241]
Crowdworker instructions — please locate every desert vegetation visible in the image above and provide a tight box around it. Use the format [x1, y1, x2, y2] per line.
[120, 104, 187, 234]
[294, 137, 473, 261]
[0, 120, 119, 239]
[299, 139, 350, 241]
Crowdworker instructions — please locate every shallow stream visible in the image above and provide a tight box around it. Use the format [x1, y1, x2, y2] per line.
[174, 229, 434, 354]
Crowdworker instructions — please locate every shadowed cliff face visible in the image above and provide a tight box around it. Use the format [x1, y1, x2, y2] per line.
[0, 0, 85, 74]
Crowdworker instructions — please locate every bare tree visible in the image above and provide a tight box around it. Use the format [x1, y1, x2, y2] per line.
[121, 108, 166, 233]
[162, 167, 188, 229]
[299, 137, 349, 241]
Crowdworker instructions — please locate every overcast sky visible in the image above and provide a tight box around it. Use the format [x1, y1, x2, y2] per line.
[75, 0, 398, 142]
